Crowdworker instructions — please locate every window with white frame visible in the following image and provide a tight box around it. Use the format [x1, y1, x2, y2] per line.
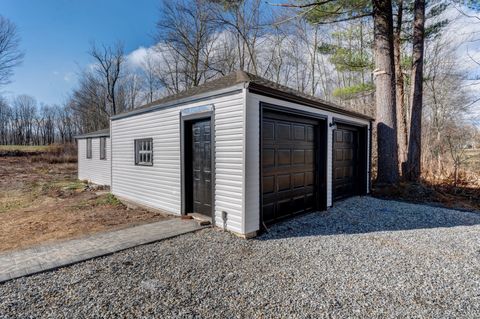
[100, 137, 107, 160]
[135, 138, 153, 166]
[86, 138, 92, 159]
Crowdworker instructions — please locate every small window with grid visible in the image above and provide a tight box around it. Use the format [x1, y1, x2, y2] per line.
[135, 138, 153, 166]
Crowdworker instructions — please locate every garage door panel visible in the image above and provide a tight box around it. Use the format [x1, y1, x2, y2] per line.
[292, 149, 305, 164]
[293, 196, 305, 211]
[276, 123, 291, 139]
[305, 150, 314, 164]
[277, 149, 291, 165]
[263, 121, 275, 139]
[335, 130, 343, 142]
[293, 173, 305, 188]
[293, 125, 305, 140]
[334, 149, 343, 161]
[277, 199, 292, 215]
[262, 112, 322, 224]
[333, 124, 365, 201]
[306, 126, 315, 141]
[263, 176, 275, 194]
[263, 149, 275, 167]
[277, 174, 291, 191]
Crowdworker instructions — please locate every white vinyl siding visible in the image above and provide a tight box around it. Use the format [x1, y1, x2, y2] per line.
[244, 92, 370, 234]
[111, 90, 246, 234]
[78, 137, 111, 186]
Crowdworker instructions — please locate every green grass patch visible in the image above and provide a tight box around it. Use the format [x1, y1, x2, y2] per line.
[60, 180, 86, 191]
[95, 193, 122, 206]
[39, 180, 85, 194]
[0, 197, 28, 213]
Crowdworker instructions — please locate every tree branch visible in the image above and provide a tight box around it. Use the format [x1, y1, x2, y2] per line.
[269, 0, 337, 8]
[312, 12, 372, 24]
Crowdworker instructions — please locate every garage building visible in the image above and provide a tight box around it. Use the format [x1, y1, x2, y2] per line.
[76, 128, 111, 186]
[77, 71, 373, 237]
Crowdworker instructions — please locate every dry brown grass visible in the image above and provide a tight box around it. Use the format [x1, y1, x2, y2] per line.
[0, 144, 77, 163]
[373, 179, 480, 212]
[0, 155, 169, 252]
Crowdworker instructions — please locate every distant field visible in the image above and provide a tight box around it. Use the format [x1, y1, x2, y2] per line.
[465, 149, 480, 171]
[0, 145, 51, 153]
[465, 149, 480, 157]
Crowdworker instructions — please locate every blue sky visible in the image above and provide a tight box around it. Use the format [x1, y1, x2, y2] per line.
[1, 0, 159, 105]
[1, 0, 479, 119]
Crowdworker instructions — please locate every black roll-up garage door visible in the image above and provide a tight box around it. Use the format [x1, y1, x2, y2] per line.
[332, 124, 367, 201]
[262, 111, 323, 224]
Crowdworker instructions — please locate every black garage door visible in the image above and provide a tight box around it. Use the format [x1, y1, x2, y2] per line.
[261, 111, 325, 224]
[332, 124, 367, 201]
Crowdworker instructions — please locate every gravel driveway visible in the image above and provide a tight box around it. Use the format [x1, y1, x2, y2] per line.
[1, 197, 480, 318]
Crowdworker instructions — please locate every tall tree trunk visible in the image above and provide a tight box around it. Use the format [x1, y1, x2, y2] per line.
[373, 0, 399, 185]
[394, 0, 408, 176]
[406, 0, 426, 181]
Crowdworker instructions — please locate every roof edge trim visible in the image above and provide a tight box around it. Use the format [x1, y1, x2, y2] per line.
[111, 84, 246, 121]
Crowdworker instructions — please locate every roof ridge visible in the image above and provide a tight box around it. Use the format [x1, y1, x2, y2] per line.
[234, 70, 253, 83]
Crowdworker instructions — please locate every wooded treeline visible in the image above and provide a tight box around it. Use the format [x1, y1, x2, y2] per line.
[0, 1, 479, 185]
[0, 95, 77, 145]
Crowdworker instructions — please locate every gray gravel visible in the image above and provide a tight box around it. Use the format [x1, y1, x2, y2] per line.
[2, 196, 480, 318]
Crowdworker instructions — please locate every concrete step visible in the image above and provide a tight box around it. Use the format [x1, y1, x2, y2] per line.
[188, 213, 212, 226]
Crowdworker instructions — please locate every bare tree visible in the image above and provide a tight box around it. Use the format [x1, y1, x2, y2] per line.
[156, 0, 218, 92]
[140, 51, 162, 103]
[12, 95, 37, 145]
[0, 96, 11, 144]
[0, 16, 24, 86]
[211, 0, 264, 74]
[119, 72, 144, 110]
[89, 42, 124, 115]
[445, 123, 477, 187]
[70, 70, 110, 132]
[37, 104, 56, 145]
[56, 103, 76, 143]
[421, 33, 472, 179]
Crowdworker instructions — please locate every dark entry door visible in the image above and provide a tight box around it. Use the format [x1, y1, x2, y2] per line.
[262, 113, 319, 224]
[332, 126, 358, 200]
[192, 119, 212, 217]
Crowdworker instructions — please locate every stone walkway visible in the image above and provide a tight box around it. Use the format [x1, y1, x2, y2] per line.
[0, 219, 203, 283]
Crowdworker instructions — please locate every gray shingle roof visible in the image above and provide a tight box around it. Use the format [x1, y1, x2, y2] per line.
[75, 128, 110, 139]
[113, 70, 374, 121]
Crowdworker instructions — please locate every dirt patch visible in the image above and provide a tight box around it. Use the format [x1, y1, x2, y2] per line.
[0, 156, 169, 252]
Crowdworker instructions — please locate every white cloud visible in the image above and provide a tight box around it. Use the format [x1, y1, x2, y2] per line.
[63, 72, 75, 82]
[126, 45, 165, 71]
[126, 46, 149, 68]
[438, 6, 480, 72]
[427, 6, 480, 121]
